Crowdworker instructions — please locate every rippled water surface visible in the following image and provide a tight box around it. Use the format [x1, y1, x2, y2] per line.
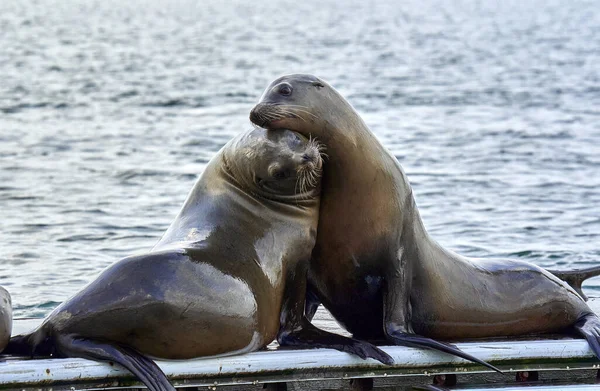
[1, 0, 599, 319]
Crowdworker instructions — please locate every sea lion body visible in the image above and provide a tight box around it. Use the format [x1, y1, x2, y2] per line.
[31, 128, 321, 359]
[250, 74, 599, 366]
[411, 255, 583, 339]
[0, 287, 11, 352]
[44, 249, 268, 359]
[6, 128, 388, 391]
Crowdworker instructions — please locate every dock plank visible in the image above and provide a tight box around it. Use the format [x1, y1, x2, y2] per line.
[2, 298, 600, 389]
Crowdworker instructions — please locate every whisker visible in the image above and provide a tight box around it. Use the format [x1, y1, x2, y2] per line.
[282, 104, 319, 116]
[277, 109, 305, 122]
[287, 109, 318, 119]
[295, 172, 301, 196]
[254, 104, 319, 127]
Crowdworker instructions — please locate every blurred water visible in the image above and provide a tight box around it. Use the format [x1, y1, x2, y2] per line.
[0, 0, 599, 319]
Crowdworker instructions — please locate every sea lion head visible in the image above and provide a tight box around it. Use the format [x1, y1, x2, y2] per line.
[249, 74, 359, 143]
[224, 127, 324, 200]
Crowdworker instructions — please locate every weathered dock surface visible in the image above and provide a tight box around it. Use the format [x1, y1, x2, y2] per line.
[2, 299, 600, 390]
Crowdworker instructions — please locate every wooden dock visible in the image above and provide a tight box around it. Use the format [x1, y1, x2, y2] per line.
[3, 299, 600, 390]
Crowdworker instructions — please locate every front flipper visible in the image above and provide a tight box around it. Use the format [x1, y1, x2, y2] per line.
[385, 328, 500, 372]
[55, 334, 175, 391]
[383, 262, 501, 373]
[279, 318, 393, 365]
[279, 261, 393, 365]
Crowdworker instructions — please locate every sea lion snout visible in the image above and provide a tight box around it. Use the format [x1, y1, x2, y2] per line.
[249, 104, 267, 127]
[293, 137, 323, 195]
[298, 137, 324, 171]
[249, 102, 292, 128]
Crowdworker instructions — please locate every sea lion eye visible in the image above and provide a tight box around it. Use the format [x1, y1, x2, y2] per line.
[273, 170, 288, 180]
[277, 83, 293, 96]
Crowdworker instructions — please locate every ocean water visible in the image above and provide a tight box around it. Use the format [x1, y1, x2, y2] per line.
[1, 0, 599, 320]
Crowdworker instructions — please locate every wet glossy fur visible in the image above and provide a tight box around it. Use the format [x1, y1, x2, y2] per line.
[250, 74, 600, 370]
[3, 128, 391, 391]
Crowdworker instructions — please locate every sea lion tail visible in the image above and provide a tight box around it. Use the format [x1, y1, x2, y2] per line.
[574, 313, 600, 358]
[548, 265, 600, 301]
[53, 334, 175, 391]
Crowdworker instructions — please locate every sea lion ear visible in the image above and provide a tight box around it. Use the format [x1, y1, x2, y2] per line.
[312, 81, 325, 89]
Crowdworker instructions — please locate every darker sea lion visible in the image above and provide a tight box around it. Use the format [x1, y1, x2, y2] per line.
[250, 74, 600, 370]
[0, 287, 11, 352]
[3, 127, 391, 391]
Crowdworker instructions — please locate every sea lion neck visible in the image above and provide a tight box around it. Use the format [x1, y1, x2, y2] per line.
[324, 121, 462, 276]
[316, 119, 445, 271]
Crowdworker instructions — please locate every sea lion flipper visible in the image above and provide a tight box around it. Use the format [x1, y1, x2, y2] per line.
[279, 262, 393, 365]
[383, 273, 501, 373]
[278, 319, 394, 365]
[547, 266, 600, 301]
[55, 335, 175, 391]
[385, 331, 501, 373]
[574, 313, 600, 359]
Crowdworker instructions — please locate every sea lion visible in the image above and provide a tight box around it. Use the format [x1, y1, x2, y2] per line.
[250, 74, 600, 369]
[3, 127, 391, 391]
[0, 287, 11, 352]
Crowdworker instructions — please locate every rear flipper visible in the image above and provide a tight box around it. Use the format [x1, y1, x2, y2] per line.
[548, 266, 600, 301]
[386, 330, 501, 373]
[574, 313, 600, 359]
[55, 334, 175, 391]
[278, 318, 394, 365]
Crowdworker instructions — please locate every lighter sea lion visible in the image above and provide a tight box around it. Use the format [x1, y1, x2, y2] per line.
[3, 127, 390, 391]
[250, 74, 600, 370]
[0, 287, 11, 352]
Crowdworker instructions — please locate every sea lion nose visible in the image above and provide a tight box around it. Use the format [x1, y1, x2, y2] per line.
[249, 106, 264, 126]
[302, 153, 313, 162]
